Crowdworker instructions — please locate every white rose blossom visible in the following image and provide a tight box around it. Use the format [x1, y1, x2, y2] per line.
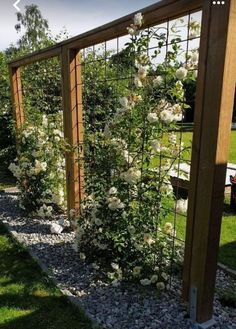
[175, 67, 188, 80]
[134, 76, 143, 87]
[121, 168, 141, 184]
[133, 12, 143, 26]
[109, 187, 118, 195]
[153, 75, 163, 86]
[176, 198, 188, 213]
[138, 66, 148, 79]
[147, 113, 158, 123]
[140, 278, 151, 286]
[127, 25, 139, 37]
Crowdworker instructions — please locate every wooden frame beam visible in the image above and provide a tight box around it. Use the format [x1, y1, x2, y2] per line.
[61, 47, 84, 216]
[9, 0, 202, 68]
[9, 66, 24, 130]
[183, 0, 236, 323]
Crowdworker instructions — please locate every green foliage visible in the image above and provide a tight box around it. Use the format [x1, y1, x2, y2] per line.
[75, 13, 199, 289]
[0, 223, 94, 329]
[0, 5, 68, 183]
[15, 4, 50, 51]
[0, 52, 16, 172]
[9, 113, 67, 216]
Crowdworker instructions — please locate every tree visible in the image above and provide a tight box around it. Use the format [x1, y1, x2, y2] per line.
[15, 4, 51, 51]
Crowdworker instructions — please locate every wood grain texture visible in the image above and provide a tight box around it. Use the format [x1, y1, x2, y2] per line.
[61, 48, 83, 216]
[9, 66, 24, 131]
[183, 0, 236, 323]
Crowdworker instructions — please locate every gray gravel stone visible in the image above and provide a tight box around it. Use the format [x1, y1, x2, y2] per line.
[0, 193, 235, 329]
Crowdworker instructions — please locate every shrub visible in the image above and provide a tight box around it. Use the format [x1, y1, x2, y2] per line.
[74, 13, 199, 288]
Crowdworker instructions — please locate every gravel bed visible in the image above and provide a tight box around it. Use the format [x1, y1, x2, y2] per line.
[0, 193, 235, 329]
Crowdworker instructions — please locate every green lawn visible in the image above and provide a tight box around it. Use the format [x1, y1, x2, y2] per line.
[163, 130, 236, 270]
[164, 204, 236, 271]
[180, 130, 236, 163]
[0, 223, 94, 329]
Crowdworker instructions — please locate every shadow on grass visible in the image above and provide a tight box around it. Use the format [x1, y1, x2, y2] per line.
[0, 224, 94, 329]
[223, 202, 236, 217]
[218, 241, 236, 272]
[0, 293, 92, 329]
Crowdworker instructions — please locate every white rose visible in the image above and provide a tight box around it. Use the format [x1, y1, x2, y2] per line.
[176, 198, 188, 213]
[127, 26, 139, 36]
[151, 275, 158, 284]
[159, 109, 174, 124]
[147, 113, 158, 123]
[191, 51, 199, 63]
[164, 222, 173, 235]
[109, 187, 117, 195]
[119, 97, 129, 109]
[150, 140, 161, 153]
[173, 112, 183, 122]
[121, 168, 141, 184]
[55, 136, 60, 142]
[134, 76, 143, 87]
[134, 12, 143, 26]
[153, 76, 163, 86]
[175, 67, 188, 80]
[140, 278, 151, 286]
[79, 252, 86, 260]
[138, 66, 148, 79]
[133, 266, 142, 276]
[189, 30, 198, 39]
[42, 115, 48, 126]
[123, 150, 133, 164]
[111, 262, 119, 271]
[143, 233, 155, 246]
[156, 282, 165, 290]
[108, 197, 124, 211]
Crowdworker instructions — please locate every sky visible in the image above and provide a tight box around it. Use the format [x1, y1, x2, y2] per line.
[0, 0, 159, 50]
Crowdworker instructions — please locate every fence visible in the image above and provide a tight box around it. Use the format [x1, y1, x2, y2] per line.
[9, 0, 236, 326]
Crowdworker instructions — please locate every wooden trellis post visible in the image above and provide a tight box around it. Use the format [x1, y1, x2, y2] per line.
[9, 66, 24, 130]
[183, 0, 236, 325]
[61, 47, 84, 218]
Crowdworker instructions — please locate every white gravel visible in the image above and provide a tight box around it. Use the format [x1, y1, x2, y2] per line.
[0, 193, 235, 329]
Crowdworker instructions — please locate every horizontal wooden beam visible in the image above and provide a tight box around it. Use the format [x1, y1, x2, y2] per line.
[9, 0, 203, 68]
[9, 46, 61, 68]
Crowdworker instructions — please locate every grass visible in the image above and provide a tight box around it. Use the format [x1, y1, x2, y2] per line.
[163, 193, 236, 271]
[0, 166, 15, 191]
[179, 130, 236, 163]
[165, 203, 236, 271]
[0, 223, 95, 329]
[162, 130, 236, 271]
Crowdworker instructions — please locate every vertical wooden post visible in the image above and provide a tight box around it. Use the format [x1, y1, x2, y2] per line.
[9, 66, 24, 131]
[183, 0, 236, 324]
[61, 47, 84, 217]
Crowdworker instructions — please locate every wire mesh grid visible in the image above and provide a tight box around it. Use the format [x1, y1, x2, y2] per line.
[75, 10, 202, 286]
[15, 57, 67, 216]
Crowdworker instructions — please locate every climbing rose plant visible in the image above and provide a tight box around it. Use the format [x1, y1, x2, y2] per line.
[74, 13, 199, 289]
[9, 112, 67, 217]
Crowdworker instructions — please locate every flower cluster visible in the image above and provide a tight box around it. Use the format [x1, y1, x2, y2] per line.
[73, 13, 198, 289]
[9, 113, 67, 216]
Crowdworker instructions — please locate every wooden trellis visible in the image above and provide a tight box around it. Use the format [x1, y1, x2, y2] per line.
[9, 0, 236, 326]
